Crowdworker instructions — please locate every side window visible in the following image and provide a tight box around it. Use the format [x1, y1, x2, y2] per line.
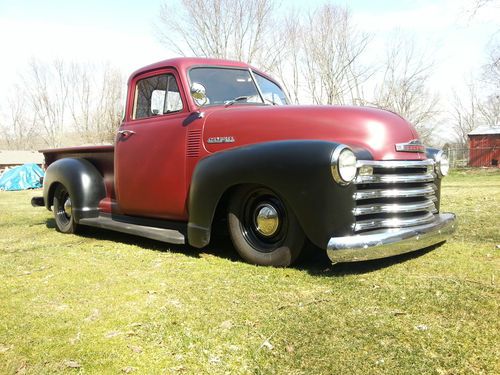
[254, 74, 288, 105]
[133, 74, 183, 119]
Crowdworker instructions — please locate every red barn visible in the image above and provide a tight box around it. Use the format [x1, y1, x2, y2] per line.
[468, 126, 500, 168]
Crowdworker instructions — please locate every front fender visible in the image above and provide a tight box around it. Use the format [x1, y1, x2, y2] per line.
[43, 158, 106, 221]
[187, 140, 357, 249]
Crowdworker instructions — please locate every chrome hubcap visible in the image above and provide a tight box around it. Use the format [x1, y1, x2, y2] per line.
[63, 197, 72, 217]
[254, 204, 279, 237]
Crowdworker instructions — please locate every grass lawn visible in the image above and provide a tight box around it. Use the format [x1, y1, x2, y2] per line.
[0, 169, 499, 374]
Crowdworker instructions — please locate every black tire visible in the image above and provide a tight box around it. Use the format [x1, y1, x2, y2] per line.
[53, 184, 78, 234]
[227, 186, 305, 267]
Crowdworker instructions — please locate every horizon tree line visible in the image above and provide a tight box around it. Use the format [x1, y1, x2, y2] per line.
[0, 0, 497, 150]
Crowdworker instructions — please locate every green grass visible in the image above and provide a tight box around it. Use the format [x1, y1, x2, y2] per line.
[1, 170, 499, 374]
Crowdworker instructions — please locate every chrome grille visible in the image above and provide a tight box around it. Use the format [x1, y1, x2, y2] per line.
[353, 159, 438, 232]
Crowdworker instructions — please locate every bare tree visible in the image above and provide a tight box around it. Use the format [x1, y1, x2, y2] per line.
[97, 65, 124, 143]
[68, 63, 94, 143]
[450, 83, 481, 146]
[478, 38, 500, 125]
[301, 4, 371, 105]
[449, 2, 499, 146]
[68, 63, 124, 144]
[466, 0, 499, 19]
[267, 10, 303, 104]
[0, 86, 37, 149]
[372, 35, 439, 142]
[483, 40, 500, 88]
[9, 59, 124, 149]
[23, 59, 70, 148]
[448, 36, 499, 145]
[478, 93, 500, 125]
[156, 0, 275, 66]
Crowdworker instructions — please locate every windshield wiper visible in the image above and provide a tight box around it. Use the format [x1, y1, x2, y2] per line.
[263, 98, 278, 106]
[224, 96, 250, 107]
[225, 96, 278, 107]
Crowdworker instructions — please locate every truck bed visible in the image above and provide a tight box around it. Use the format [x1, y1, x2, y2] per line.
[41, 145, 116, 209]
[41, 145, 114, 167]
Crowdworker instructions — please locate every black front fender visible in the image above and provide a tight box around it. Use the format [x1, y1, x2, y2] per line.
[187, 140, 357, 249]
[43, 158, 106, 221]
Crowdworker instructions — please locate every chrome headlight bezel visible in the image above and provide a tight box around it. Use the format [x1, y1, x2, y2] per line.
[331, 145, 358, 185]
[434, 150, 449, 177]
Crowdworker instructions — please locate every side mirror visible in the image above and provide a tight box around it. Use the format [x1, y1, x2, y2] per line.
[191, 82, 208, 106]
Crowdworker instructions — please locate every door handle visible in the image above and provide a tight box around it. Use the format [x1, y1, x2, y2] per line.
[117, 130, 136, 139]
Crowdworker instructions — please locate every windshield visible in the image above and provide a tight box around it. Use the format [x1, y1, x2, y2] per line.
[254, 73, 288, 105]
[188, 67, 288, 106]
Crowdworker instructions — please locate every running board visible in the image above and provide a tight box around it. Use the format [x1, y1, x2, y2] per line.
[79, 215, 185, 244]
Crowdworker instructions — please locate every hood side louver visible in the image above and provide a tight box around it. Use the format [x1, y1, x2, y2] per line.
[187, 129, 202, 158]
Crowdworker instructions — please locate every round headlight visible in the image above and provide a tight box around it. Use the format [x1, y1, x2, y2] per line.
[332, 146, 357, 185]
[435, 151, 449, 177]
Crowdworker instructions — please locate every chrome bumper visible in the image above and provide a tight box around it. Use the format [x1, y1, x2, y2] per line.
[327, 213, 457, 263]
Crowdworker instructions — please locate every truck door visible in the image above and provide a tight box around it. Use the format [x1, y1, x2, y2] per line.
[115, 69, 189, 220]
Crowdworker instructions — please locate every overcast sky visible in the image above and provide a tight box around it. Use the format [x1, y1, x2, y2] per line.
[0, 0, 498, 106]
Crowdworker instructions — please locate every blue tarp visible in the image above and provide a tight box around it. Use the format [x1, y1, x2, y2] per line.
[0, 163, 44, 191]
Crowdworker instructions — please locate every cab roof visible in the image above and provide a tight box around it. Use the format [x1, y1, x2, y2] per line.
[129, 57, 252, 83]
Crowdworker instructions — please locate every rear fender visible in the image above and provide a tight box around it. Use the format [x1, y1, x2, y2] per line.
[43, 158, 106, 222]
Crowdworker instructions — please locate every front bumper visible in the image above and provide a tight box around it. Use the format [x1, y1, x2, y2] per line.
[327, 213, 456, 263]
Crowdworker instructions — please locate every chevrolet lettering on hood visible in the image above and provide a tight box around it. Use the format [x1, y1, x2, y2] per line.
[395, 139, 425, 153]
[207, 136, 235, 144]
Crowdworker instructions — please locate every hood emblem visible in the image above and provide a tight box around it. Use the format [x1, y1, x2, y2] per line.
[207, 136, 235, 144]
[395, 139, 425, 153]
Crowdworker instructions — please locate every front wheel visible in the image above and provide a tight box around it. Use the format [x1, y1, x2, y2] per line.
[53, 184, 79, 234]
[227, 186, 305, 267]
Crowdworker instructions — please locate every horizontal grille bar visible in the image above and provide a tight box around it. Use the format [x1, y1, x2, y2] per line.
[353, 184, 436, 200]
[354, 212, 436, 232]
[355, 173, 436, 184]
[356, 159, 434, 169]
[352, 159, 439, 233]
[353, 199, 436, 216]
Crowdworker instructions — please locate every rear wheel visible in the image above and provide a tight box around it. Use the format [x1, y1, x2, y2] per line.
[53, 184, 78, 234]
[227, 186, 305, 267]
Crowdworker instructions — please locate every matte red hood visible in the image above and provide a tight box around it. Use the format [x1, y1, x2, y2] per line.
[202, 105, 426, 160]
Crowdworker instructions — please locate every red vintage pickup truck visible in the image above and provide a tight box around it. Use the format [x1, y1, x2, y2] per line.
[32, 57, 456, 267]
